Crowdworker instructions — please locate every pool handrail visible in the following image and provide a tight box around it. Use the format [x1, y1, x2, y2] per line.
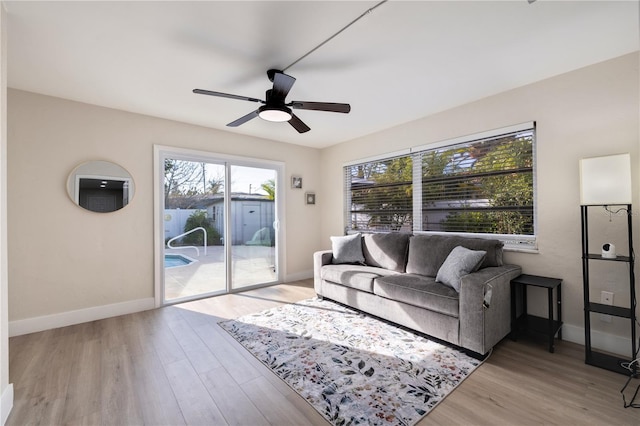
[166, 227, 207, 257]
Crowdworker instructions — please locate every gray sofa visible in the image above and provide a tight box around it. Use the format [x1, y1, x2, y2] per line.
[314, 233, 521, 355]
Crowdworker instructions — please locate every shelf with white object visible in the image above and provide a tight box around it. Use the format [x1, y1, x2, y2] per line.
[581, 204, 637, 376]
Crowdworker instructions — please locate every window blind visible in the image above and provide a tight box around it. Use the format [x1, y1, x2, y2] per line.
[344, 125, 535, 246]
[417, 130, 534, 235]
[345, 155, 414, 232]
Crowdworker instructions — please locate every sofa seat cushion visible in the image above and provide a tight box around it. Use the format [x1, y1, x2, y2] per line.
[373, 274, 460, 317]
[321, 264, 400, 293]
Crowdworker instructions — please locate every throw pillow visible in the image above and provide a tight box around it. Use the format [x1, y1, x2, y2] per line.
[331, 233, 365, 264]
[435, 246, 486, 292]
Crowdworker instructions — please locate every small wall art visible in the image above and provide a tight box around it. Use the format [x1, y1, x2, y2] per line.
[305, 192, 316, 205]
[291, 175, 302, 189]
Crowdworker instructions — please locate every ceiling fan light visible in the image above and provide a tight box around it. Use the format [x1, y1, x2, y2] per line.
[258, 105, 292, 122]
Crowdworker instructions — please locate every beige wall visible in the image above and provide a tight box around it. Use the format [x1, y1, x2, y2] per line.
[320, 53, 640, 348]
[8, 89, 322, 322]
[0, 3, 11, 422]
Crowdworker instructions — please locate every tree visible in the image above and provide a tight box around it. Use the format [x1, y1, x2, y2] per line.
[261, 179, 275, 200]
[440, 136, 533, 234]
[350, 157, 413, 231]
[164, 159, 202, 205]
[348, 133, 533, 235]
[164, 160, 224, 209]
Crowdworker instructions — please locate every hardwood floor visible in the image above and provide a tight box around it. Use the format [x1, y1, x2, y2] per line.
[7, 279, 639, 425]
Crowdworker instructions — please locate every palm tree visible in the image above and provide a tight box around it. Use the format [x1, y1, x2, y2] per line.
[261, 179, 275, 200]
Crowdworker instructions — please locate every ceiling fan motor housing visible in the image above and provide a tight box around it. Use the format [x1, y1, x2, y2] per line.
[260, 89, 292, 122]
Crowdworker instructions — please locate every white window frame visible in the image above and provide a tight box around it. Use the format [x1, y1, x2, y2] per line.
[344, 122, 537, 251]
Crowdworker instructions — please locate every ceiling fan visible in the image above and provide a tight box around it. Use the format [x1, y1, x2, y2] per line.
[193, 69, 351, 133]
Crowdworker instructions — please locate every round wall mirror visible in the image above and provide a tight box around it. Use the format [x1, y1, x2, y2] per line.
[67, 160, 135, 213]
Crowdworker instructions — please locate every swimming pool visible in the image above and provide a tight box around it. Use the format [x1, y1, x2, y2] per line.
[164, 254, 195, 268]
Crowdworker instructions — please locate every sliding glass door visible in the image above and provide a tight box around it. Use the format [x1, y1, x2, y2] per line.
[157, 147, 281, 304]
[229, 165, 277, 290]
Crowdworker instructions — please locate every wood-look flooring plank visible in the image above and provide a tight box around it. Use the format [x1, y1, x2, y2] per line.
[201, 366, 270, 426]
[167, 316, 222, 374]
[9, 329, 78, 426]
[5, 396, 66, 426]
[164, 358, 228, 425]
[61, 338, 103, 424]
[146, 312, 188, 367]
[215, 320, 297, 398]
[7, 330, 44, 387]
[240, 375, 323, 426]
[62, 410, 102, 426]
[98, 315, 128, 350]
[120, 311, 157, 358]
[193, 320, 263, 385]
[128, 344, 186, 426]
[100, 344, 144, 425]
[284, 391, 330, 425]
[13, 329, 74, 401]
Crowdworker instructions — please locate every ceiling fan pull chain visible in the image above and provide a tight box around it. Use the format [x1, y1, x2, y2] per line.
[282, 0, 388, 73]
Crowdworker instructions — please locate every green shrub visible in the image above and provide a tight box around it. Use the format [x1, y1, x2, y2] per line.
[182, 210, 220, 246]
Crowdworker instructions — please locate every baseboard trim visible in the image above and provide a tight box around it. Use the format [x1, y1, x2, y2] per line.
[1, 383, 13, 426]
[285, 269, 313, 282]
[562, 323, 633, 357]
[9, 297, 155, 337]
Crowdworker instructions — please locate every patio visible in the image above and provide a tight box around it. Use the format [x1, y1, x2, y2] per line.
[164, 244, 276, 301]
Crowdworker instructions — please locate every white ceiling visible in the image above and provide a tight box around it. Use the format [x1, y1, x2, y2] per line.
[5, 1, 639, 149]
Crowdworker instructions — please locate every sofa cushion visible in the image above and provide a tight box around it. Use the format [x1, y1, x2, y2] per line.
[406, 234, 503, 277]
[436, 246, 486, 292]
[330, 233, 365, 264]
[373, 274, 460, 317]
[362, 232, 411, 272]
[321, 264, 400, 293]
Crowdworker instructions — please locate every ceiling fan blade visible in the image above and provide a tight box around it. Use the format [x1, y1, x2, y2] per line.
[193, 89, 263, 104]
[288, 101, 351, 114]
[227, 110, 259, 127]
[288, 114, 311, 133]
[271, 72, 296, 101]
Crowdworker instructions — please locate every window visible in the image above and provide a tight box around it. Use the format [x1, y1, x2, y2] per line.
[346, 155, 414, 232]
[344, 123, 536, 249]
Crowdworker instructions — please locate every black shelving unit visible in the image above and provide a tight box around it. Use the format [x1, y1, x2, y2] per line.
[581, 204, 637, 376]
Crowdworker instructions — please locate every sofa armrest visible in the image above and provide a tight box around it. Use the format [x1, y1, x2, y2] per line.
[458, 264, 522, 355]
[313, 250, 334, 295]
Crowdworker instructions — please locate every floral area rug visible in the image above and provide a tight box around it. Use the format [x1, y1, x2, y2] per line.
[219, 298, 484, 426]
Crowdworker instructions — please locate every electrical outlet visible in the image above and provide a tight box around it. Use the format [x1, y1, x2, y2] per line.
[600, 291, 614, 323]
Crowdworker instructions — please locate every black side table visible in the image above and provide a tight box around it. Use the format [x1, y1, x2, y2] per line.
[510, 274, 563, 353]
